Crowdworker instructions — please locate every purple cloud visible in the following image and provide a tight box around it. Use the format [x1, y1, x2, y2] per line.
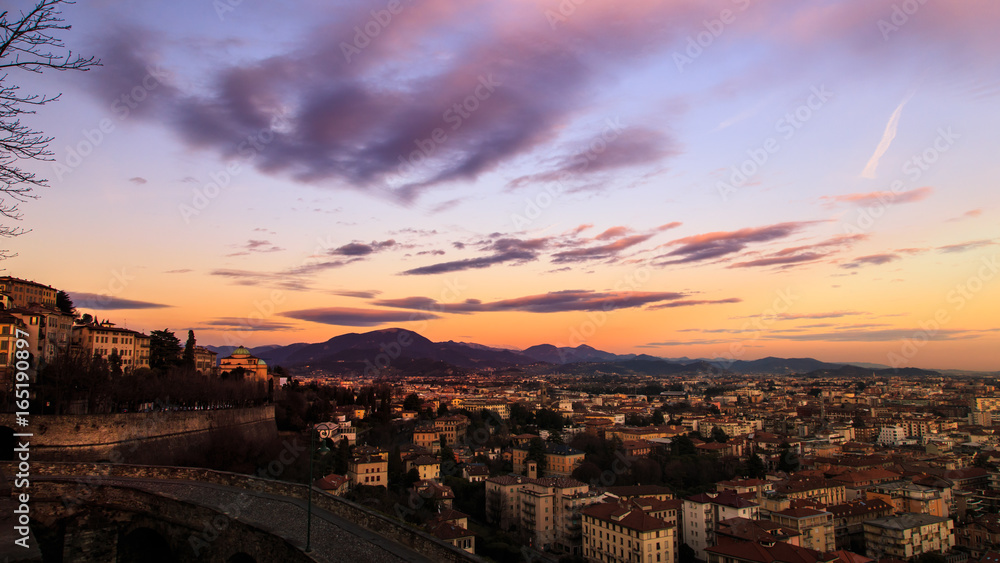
[282, 307, 439, 327]
[937, 239, 995, 254]
[657, 221, 819, 265]
[840, 253, 901, 269]
[72, 292, 171, 310]
[372, 290, 721, 313]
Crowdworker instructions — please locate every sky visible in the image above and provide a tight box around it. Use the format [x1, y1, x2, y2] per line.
[5, 0, 999, 370]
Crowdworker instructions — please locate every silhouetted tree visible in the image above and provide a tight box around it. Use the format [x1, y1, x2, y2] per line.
[182, 330, 196, 369]
[745, 454, 767, 479]
[149, 329, 182, 369]
[711, 426, 729, 444]
[107, 350, 122, 377]
[652, 409, 665, 425]
[673, 435, 696, 456]
[777, 442, 799, 473]
[56, 290, 75, 315]
[403, 393, 421, 411]
[525, 437, 546, 474]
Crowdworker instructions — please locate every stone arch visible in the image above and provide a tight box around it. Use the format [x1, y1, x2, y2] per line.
[117, 526, 173, 563]
[0, 426, 14, 461]
[227, 553, 257, 563]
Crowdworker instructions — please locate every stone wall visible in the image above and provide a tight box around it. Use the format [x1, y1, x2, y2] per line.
[0, 406, 276, 463]
[28, 479, 317, 563]
[4, 462, 483, 563]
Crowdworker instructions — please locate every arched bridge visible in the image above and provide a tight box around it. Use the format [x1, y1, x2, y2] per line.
[0, 462, 482, 563]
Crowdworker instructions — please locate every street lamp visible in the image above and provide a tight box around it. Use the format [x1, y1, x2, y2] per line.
[305, 422, 338, 552]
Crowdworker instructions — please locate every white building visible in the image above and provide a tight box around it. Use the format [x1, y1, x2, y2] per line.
[683, 490, 760, 561]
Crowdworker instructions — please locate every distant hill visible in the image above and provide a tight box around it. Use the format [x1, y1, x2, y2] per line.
[714, 356, 846, 375]
[541, 359, 724, 377]
[797, 365, 941, 378]
[243, 328, 536, 373]
[205, 328, 940, 376]
[521, 344, 624, 364]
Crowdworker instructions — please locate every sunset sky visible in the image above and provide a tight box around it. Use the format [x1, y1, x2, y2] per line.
[7, 0, 999, 370]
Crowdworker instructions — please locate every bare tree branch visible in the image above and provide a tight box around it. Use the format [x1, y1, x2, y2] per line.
[0, 0, 100, 258]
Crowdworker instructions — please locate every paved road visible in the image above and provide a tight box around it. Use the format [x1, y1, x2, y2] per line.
[40, 476, 434, 563]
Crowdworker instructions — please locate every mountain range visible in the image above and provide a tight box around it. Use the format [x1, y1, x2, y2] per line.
[205, 328, 938, 377]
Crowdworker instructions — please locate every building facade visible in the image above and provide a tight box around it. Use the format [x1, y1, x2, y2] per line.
[0, 277, 57, 308]
[71, 321, 151, 370]
[219, 345, 268, 379]
[863, 513, 955, 561]
[683, 490, 760, 561]
[582, 501, 677, 563]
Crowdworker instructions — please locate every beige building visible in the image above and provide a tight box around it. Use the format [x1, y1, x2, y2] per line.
[413, 425, 441, 453]
[863, 513, 954, 561]
[868, 482, 948, 518]
[971, 397, 1000, 412]
[769, 507, 835, 553]
[219, 345, 268, 380]
[434, 414, 469, 445]
[193, 346, 218, 376]
[348, 455, 388, 487]
[486, 474, 603, 554]
[0, 276, 57, 308]
[582, 500, 677, 563]
[6, 305, 74, 366]
[72, 321, 151, 370]
[512, 443, 585, 477]
[460, 397, 510, 420]
[406, 455, 440, 481]
[0, 313, 29, 406]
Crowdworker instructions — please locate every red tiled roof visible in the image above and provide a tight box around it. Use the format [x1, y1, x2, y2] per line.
[687, 489, 758, 509]
[581, 502, 673, 532]
[314, 474, 349, 490]
[707, 540, 830, 563]
[774, 507, 829, 518]
[428, 521, 473, 540]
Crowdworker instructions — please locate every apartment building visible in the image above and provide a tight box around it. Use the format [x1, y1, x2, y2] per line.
[460, 397, 510, 420]
[683, 490, 760, 561]
[71, 321, 151, 369]
[347, 455, 388, 487]
[434, 414, 469, 445]
[877, 426, 909, 446]
[513, 443, 586, 478]
[193, 346, 218, 376]
[5, 304, 74, 366]
[412, 424, 441, 453]
[769, 507, 835, 553]
[864, 513, 955, 561]
[0, 276, 57, 308]
[486, 474, 602, 554]
[868, 482, 948, 517]
[582, 501, 676, 563]
[826, 498, 894, 552]
[972, 397, 1000, 412]
[405, 455, 440, 481]
[771, 477, 847, 507]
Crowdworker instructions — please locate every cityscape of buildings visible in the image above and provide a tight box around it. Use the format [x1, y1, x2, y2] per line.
[3, 273, 999, 562]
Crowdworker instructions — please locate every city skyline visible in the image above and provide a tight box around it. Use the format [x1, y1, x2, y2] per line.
[6, 0, 999, 370]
